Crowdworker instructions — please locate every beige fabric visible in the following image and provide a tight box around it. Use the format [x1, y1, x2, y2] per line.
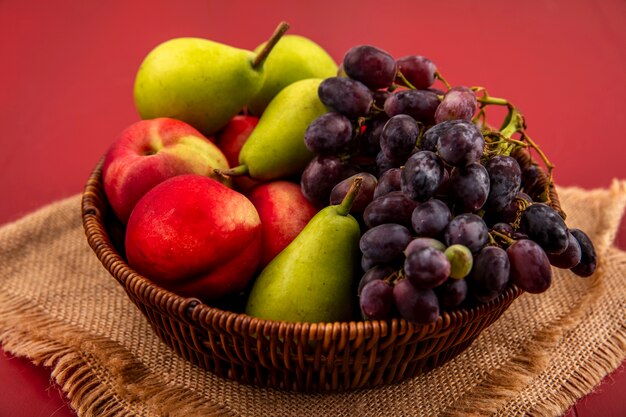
[0, 181, 625, 417]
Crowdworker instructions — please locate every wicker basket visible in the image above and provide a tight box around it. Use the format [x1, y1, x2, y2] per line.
[81, 159, 535, 392]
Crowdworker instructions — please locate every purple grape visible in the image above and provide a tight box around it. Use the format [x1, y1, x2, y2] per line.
[361, 254, 377, 271]
[401, 151, 445, 202]
[520, 163, 542, 195]
[419, 128, 439, 152]
[521, 203, 569, 254]
[444, 213, 489, 254]
[304, 112, 353, 154]
[360, 279, 395, 320]
[547, 231, 582, 269]
[363, 191, 419, 229]
[395, 55, 437, 89]
[301, 155, 344, 206]
[485, 155, 522, 212]
[570, 229, 597, 277]
[358, 265, 396, 295]
[405, 237, 446, 254]
[490, 223, 515, 247]
[449, 163, 490, 213]
[434, 86, 478, 123]
[383, 89, 440, 125]
[372, 90, 391, 109]
[489, 191, 533, 224]
[330, 172, 378, 211]
[318, 77, 373, 118]
[373, 168, 401, 199]
[512, 231, 529, 240]
[380, 114, 420, 162]
[411, 198, 452, 237]
[435, 168, 451, 196]
[492, 222, 514, 236]
[507, 239, 552, 293]
[343, 45, 397, 90]
[436, 278, 468, 308]
[375, 150, 402, 176]
[404, 246, 451, 289]
[393, 278, 440, 324]
[360, 224, 413, 264]
[435, 120, 485, 167]
[469, 246, 510, 303]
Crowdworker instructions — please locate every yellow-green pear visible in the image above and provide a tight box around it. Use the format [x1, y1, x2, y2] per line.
[133, 22, 289, 137]
[245, 178, 363, 323]
[247, 35, 337, 115]
[222, 78, 327, 181]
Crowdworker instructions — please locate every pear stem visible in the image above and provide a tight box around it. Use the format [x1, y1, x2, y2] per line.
[214, 164, 249, 178]
[251, 21, 290, 70]
[336, 176, 363, 216]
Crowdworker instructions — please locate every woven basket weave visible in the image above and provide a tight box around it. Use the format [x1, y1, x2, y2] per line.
[80, 156, 556, 392]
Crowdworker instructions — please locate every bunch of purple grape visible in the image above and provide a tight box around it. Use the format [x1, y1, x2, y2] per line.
[301, 44, 597, 325]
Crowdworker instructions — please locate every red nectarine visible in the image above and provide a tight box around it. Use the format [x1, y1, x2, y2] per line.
[103, 117, 230, 223]
[248, 181, 318, 267]
[125, 174, 261, 300]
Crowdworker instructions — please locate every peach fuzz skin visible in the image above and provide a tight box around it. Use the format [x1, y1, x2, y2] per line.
[103, 117, 230, 224]
[125, 175, 262, 300]
[248, 181, 318, 267]
[215, 115, 261, 193]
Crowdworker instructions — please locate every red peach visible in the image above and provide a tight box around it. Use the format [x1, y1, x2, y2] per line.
[125, 174, 261, 300]
[103, 117, 230, 223]
[215, 115, 261, 193]
[248, 181, 318, 267]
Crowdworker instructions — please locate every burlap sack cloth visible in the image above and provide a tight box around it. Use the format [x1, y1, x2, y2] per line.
[1, 181, 626, 417]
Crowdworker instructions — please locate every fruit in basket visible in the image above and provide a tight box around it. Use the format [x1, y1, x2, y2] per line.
[245, 178, 363, 323]
[569, 229, 597, 277]
[133, 22, 289, 137]
[103, 118, 230, 223]
[125, 175, 262, 300]
[248, 181, 318, 267]
[507, 239, 552, 293]
[248, 35, 337, 115]
[395, 55, 437, 89]
[434, 86, 478, 123]
[215, 115, 261, 192]
[318, 77, 373, 118]
[520, 203, 569, 254]
[293, 42, 599, 326]
[342, 45, 397, 90]
[221, 78, 327, 181]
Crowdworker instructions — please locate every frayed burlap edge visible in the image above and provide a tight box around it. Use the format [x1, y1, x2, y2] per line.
[440, 179, 626, 417]
[0, 288, 235, 417]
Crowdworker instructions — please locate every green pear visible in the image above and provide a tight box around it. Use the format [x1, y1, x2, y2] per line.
[222, 78, 327, 181]
[133, 22, 289, 137]
[245, 178, 363, 323]
[247, 35, 337, 115]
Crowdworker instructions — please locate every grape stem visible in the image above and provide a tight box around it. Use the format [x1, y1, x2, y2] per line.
[490, 230, 517, 246]
[435, 71, 452, 90]
[385, 270, 405, 286]
[476, 91, 556, 185]
[396, 71, 417, 90]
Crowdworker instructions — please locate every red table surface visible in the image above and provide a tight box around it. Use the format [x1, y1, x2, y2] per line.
[1, 1, 625, 416]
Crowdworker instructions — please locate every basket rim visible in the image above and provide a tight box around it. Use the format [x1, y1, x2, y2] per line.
[81, 158, 524, 342]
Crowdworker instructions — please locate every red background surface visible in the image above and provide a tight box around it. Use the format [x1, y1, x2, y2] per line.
[1, 1, 625, 415]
